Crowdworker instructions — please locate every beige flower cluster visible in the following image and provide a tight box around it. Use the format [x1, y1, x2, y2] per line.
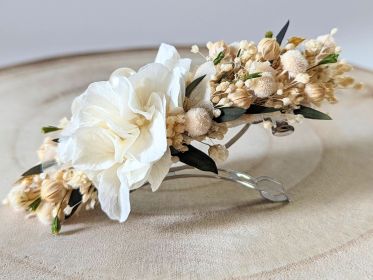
[4, 138, 97, 232]
[167, 107, 228, 153]
[3, 168, 97, 227]
[207, 29, 361, 110]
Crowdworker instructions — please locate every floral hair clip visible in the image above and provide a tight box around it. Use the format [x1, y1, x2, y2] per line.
[3, 21, 361, 234]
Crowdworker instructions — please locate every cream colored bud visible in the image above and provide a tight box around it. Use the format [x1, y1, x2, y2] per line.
[228, 89, 252, 109]
[191, 45, 199, 54]
[185, 108, 212, 137]
[36, 202, 54, 225]
[41, 179, 67, 203]
[220, 63, 233, 72]
[304, 83, 325, 104]
[208, 144, 229, 163]
[258, 38, 281, 61]
[249, 73, 277, 98]
[37, 137, 57, 162]
[263, 120, 273, 130]
[6, 182, 40, 210]
[280, 50, 309, 77]
[295, 73, 310, 84]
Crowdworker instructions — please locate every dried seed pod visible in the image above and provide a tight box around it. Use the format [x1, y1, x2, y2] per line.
[258, 38, 281, 60]
[41, 179, 67, 203]
[304, 83, 325, 105]
[228, 89, 253, 109]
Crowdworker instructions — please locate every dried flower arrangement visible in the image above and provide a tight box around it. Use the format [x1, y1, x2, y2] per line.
[3, 21, 361, 234]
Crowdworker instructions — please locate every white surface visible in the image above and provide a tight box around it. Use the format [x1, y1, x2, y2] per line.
[0, 0, 372, 68]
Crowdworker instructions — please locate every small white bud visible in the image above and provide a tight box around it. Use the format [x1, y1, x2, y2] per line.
[330, 28, 338, 36]
[191, 45, 199, 54]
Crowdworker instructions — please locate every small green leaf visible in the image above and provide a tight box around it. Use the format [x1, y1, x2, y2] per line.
[213, 51, 225, 65]
[41, 126, 61, 134]
[171, 145, 218, 174]
[51, 216, 61, 235]
[185, 75, 206, 98]
[214, 107, 246, 123]
[236, 49, 242, 57]
[245, 72, 262, 80]
[246, 104, 280, 114]
[265, 31, 273, 38]
[52, 138, 59, 143]
[276, 20, 290, 45]
[293, 105, 332, 120]
[28, 197, 41, 211]
[317, 53, 339, 66]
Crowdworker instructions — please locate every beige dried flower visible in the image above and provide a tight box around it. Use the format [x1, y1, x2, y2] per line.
[304, 83, 325, 105]
[185, 108, 212, 137]
[208, 144, 229, 163]
[6, 179, 40, 210]
[36, 202, 54, 225]
[228, 89, 253, 109]
[281, 50, 309, 77]
[295, 73, 310, 84]
[166, 112, 187, 151]
[258, 38, 281, 60]
[40, 179, 67, 203]
[246, 73, 277, 98]
[37, 137, 58, 162]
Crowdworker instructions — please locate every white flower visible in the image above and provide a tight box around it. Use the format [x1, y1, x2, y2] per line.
[280, 50, 309, 77]
[58, 44, 191, 222]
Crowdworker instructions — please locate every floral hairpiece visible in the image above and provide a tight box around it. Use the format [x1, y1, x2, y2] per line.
[3, 21, 361, 234]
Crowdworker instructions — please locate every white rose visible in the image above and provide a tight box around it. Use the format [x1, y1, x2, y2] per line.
[58, 44, 191, 222]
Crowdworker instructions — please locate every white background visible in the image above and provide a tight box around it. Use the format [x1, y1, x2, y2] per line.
[0, 0, 372, 68]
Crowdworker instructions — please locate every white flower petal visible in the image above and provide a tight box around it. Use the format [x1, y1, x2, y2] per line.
[110, 67, 136, 87]
[95, 166, 131, 222]
[119, 159, 151, 190]
[155, 43, 190, 74]
[128, 63, 171, 118]
[148, 148, 172, 191]
[70, 127, 124, 171]
[128, 109, 167, 163]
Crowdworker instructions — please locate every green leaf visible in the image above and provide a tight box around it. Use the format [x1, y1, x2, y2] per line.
[21, 160, 56, 177]
[265, 31, 273, 38]
[293, 105, 332, 120]
[317, 53, 339, 66]
[41, 126, 61, 134]
[276, 20, 290, 45]
[245, 104, 280, 114]
[52, 138, 59, 143]
[171, 145, 218, 174]
[51, 216, 61, 235]
[214, 107, 246, 123]
[236, 49, 241, 57]
[213, 51, 225, 65]
[185, 75, 206, 98]
[28, 197, 41, 211]
[245, 72, 262, 80]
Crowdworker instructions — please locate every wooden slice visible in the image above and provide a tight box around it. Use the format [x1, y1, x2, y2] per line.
[0, 49, 372, 279]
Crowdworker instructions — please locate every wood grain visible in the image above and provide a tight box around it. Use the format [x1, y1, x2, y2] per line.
[0, 49, 372, 279]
